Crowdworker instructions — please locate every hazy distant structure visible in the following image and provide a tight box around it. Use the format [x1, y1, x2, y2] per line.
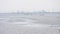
[41, 10, 46, 12]
[17, 10, 20, 14]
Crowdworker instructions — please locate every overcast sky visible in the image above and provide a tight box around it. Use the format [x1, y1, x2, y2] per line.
[0, 0, 60, 12]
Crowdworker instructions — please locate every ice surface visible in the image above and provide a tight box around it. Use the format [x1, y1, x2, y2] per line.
[0, 13, 60, 34]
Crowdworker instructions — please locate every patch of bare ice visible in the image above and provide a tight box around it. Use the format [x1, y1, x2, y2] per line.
[9, 22, 50, 27]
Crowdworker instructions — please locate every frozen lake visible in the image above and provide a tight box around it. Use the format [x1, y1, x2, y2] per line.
[0, 13, 60, 34]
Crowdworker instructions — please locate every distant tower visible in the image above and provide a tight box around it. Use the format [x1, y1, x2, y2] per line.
[42, 10, 46, 12]
[52, 8, 54, 12]
[17, 10, 20, 14]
